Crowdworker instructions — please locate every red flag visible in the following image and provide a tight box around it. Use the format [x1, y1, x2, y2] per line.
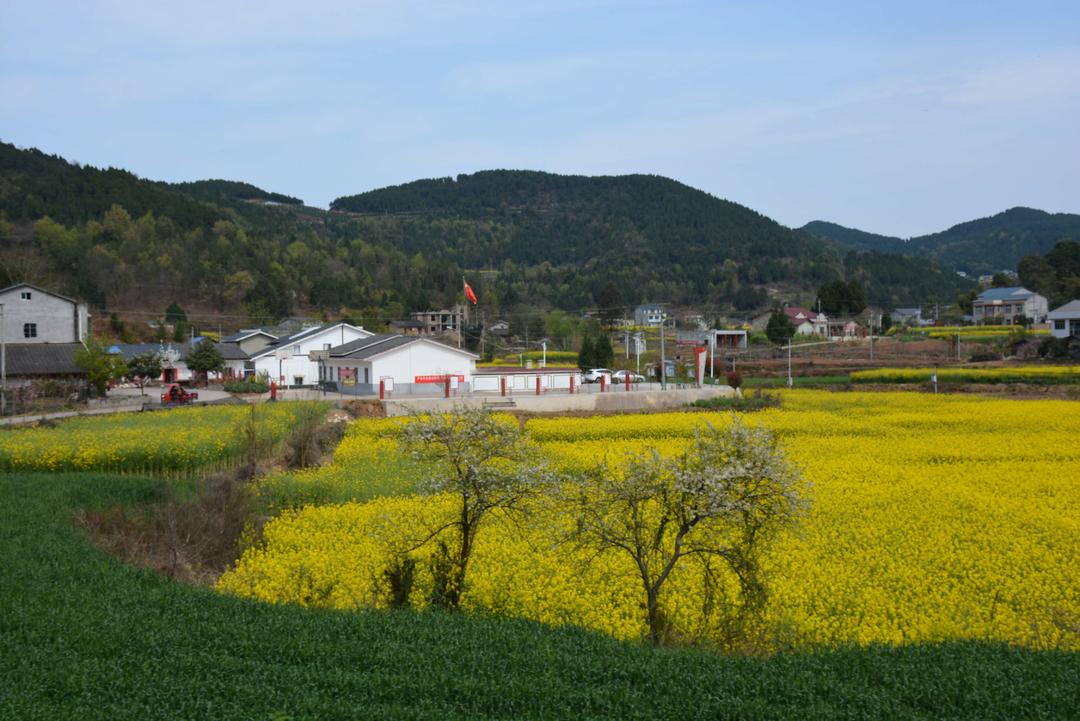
[464, 280, 478, 305]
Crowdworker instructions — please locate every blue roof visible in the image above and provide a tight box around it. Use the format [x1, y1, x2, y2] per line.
[976, 287, 1035, 301]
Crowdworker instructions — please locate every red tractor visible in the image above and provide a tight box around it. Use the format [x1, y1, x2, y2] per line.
[160, 383, 199, 406]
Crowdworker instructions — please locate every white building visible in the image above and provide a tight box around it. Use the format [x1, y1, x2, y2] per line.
[0, 283, 90, 344]
[249, 323, 372, 387]
[1048, 300, 1080, 339]
[634, 304, 665, 327]
[321, 334, 477, 395]
[972, 287, 1048, 324]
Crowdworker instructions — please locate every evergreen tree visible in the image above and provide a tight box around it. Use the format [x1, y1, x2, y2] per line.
[165, 302, 187, 324]
[593, 334, 615, 367]
[184, 340, 225, 384]
[765, 311, 795, 345]
[578, 335, 595, 370]
[597, 281, 625, 328]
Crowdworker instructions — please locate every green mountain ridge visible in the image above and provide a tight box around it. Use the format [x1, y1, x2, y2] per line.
[1, 141, 971, 325]
[801, 207, 1080, 274]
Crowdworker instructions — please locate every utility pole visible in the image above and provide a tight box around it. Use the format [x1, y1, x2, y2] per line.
[786, 338, 793, 388]
[709, 331, 715, 380]
[624, 330, 629, 360]
[635, 332, 641, 374]
[659, 311, 667, 391]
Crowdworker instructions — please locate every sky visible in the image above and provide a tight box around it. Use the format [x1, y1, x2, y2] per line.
[1, 0, 1078, 237]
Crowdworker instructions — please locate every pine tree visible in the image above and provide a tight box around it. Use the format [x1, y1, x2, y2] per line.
[765, 311, 795, 345]
[594, 334, 615, 367]
[578, 335, 595, 370]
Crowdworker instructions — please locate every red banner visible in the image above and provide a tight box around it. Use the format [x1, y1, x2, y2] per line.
[415, 374, 466, 384]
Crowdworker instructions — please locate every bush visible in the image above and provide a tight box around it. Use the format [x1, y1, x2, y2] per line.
[968, 351, 1001, 363]
[725, 370, 743, 389]
[224, 379, 270, 394]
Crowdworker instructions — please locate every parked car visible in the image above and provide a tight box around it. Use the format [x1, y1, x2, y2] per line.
[611, 370, 646, 383]
[583, 368, 611, 383]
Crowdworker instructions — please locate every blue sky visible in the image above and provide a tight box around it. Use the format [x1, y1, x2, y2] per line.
[2, 0, 1078, 236]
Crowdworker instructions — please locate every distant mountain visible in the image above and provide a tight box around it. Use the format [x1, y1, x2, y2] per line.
[0, 142, 971, 327]
[800, 221, 906, 254]
[802, 208, 1080, 274]
[332, 170, 970, 309]
[168, 180, 303, 207]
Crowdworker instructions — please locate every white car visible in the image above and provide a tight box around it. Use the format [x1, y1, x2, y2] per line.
[611, 370, 646, 383]
[583, 368, 611, 383]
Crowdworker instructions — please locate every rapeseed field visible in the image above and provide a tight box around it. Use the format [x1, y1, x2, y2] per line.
[218, 392, 1080, 650]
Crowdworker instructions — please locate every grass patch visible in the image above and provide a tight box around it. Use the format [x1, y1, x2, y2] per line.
[742, 375, 850, 388]
[1, 471, 1078, 719]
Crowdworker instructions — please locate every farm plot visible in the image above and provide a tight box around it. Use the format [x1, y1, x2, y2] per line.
[221, 392, 1080, 650]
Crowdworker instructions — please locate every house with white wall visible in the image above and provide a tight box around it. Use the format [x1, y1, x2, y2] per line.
[248, 323, 372, 387]
[0, 283, 89, 344]
[321, 334, 477, 395]
[973, 287, 1048, 324]
[1048, 300, 1080, 339]
[220, 328, 278, 355]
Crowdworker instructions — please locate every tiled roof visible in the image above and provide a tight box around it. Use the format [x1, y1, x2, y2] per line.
[249, 323, 364, 359]
[3, 343, 84, 376]
[220, 328, 277, 343]
[0, 282, 80, 305]
[216, 342, 250, 360]
[107, 342, 195, 361]
[975, 287, 1036, 302]
[329, 334, 478, 360]
[1048, 300, 1080, 317]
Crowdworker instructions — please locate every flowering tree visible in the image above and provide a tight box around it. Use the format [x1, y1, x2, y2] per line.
[565, 417, 807, 647]
[399, 408, 552, 609]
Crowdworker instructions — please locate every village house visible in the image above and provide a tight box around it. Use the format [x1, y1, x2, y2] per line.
[1048, 300, 1080, 339]
[634, 304, 665, 327]
[409, 306, 467, 341]
[108, 341, 199, 384]
[388, 319, 428, 336]
[0, 283, 90, 386]
[892, 307, 923, 326]
[972, 287, 1048, 325]
[752, 307, 825, 336]
[220, 328, 278, 355]
[319, 334, 477, 396]
[0, 283, 90, 344]
[247, 322, 373, 387]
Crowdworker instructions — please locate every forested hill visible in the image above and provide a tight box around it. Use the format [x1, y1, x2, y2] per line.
[168, 180, 303, 207]
[0, 143, 970, 329]
[800, 221, 906, 254]
[332, 170, 970, 308]
[907, 208, 1080, 274]
[802, 208, 1080, 274]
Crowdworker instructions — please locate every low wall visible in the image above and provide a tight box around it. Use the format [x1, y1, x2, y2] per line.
[382, 386, 733, 416]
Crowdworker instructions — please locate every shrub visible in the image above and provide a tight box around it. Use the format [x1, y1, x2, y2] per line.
[725, 370, 743, 389]
[225, 379, 270, 394]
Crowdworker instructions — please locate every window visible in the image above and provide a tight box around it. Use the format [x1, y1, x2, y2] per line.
[323, 343, 331, 351]
[20, 291, 31, 300]
[1055, 320, 1066, 330]
[293, 376, 304, 386]
[292, 344, 301, 355]
[23, 323, 37, 338]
